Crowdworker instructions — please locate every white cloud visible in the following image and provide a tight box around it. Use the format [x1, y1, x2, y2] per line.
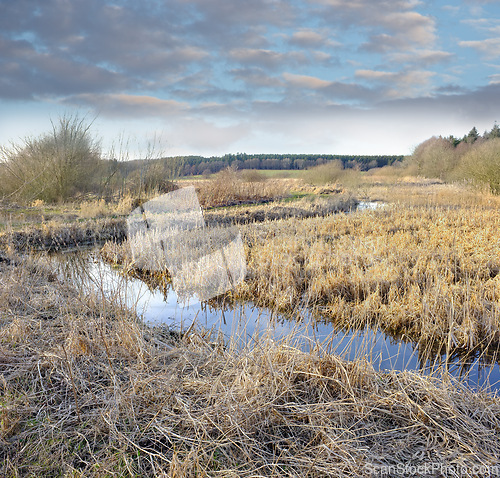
[283, 72, 332, 88]
[288, 28, 341, 48]
[64, 94, 187, 117]
[389, 49, 453, 66]
[355, 69, 435, 98]
[231, 68, 283, 88]
[356, 70, 398, 81]
[459, 38, 500, 59]
[311, 0, 436, 48]
[290, 29, 325, 47]
[228, 48, 306, 68]
[489, 74, 500, 84]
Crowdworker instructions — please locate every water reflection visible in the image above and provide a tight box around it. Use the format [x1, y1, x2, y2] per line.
[46, 248, 500, 393]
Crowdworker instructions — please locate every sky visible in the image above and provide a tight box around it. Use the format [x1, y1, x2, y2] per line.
[1, 0, 500, 158]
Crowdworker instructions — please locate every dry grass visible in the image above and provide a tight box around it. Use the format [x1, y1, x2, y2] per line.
[78, 196, 136, 218]
[1, 254, 500, 476]
[0, 195, 135, 238]
[361, 178, 500, 208]
[236, 203, 500, 354]
[302, 161, 362, 188]
[204, 195, 358, 226]
[0, 193, 355, 253]
[97, 181, 500, 355]
[0, 217, 127, 252]
[195, 168, 294, 207]
[100, 187, 500, 357]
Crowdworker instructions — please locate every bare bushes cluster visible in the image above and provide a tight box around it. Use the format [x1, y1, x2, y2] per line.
[458, 138, 500, 194]
[0, 115, 101, 203]
[239, 169, 267, 182]
[303, 160, 362, 187]
[406, 134, 500, 193]
[406, 136, 464, 180]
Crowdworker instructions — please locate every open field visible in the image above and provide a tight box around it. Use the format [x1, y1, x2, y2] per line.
[2, 178, 500, 476]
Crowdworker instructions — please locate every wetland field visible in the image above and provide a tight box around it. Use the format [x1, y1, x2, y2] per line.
[1, 177, 500, 477]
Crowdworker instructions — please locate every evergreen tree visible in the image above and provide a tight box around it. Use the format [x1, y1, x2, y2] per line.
[465, 127, 479, 143]
[488, 122, 500, 139]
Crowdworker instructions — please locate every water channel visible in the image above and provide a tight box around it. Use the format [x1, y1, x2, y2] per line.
[47, 240, 500, 395]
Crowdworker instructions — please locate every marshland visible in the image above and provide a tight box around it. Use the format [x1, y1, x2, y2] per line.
[2, 118, 500, 476]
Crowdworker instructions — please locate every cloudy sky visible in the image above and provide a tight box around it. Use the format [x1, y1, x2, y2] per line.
[1, 0, 500, 157]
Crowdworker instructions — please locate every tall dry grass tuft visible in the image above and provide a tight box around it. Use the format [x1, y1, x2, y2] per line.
[1, 254, 500, 476]
[196, 167, 290, 207]
[78, 194, 137, 218]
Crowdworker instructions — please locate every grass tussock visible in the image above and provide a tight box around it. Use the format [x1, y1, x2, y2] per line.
[1, 255, 500, 476]
[195, 168, 292, 207]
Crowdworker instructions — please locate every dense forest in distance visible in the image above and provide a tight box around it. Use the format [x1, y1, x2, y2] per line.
[122, 153, 404, 178]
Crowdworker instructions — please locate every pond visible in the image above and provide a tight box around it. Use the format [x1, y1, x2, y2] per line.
[47, 245, 500, 394]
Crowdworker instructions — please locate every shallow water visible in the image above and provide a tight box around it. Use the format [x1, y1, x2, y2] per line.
[47, 247, 500, 394]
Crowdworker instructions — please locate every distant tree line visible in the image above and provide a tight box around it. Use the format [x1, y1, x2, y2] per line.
[406, 122, 500, 193]
[169, 153, 403, 176]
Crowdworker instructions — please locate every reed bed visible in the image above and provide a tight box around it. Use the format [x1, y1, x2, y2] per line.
[1, 254, 500, 477]
[236, 203, 500, 354]
[194, 170, 295, 208]
[105, 193, 500, 355]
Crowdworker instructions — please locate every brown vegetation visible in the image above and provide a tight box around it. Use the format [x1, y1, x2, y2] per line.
[99, 182, 500, 357]
[204, 195, 358, 226]
[237, 202, 500, 354]
[195, 168, 293, 207]
[1, 253, 500, 476]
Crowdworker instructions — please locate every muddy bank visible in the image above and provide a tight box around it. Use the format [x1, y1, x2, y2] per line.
[0, 217, 127, 252]
[1, 196, 358, 252]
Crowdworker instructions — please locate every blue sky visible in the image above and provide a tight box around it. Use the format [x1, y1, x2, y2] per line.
[1, 0, 500, 157]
